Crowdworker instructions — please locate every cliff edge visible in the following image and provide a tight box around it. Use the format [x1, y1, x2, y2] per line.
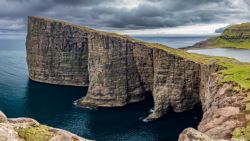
[26, 16, 250, 140]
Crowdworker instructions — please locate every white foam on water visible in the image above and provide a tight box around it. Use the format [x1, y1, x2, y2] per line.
[73, 100, 97, 110]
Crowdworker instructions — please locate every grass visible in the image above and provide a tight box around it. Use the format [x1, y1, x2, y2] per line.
[232, 121, 250, 140]
[218, 62, 250, 90]
[208, 36, 250, 50]
[16, 125, 53, 141]
[222, 23, 250, 38]
[232, 128, 244, 139]
[207, 22, 250, 50]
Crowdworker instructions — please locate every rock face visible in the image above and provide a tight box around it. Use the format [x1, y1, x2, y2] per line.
[81, 34, 201, 111]
[178, 128, 217, 141]
[145, 49, 201, 120]
[198, 77, 247, 139]
[27, 16, 201, 113]
[26, 16, 249, 140]
[81, 36, 150, 107]
[0, 112, 91, 141]
[26, 17, 89, 86]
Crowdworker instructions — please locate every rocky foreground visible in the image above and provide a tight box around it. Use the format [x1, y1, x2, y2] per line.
[25, 16, 250, 140]
[0, 111, 91, 141]
[0, 109, 240, 141]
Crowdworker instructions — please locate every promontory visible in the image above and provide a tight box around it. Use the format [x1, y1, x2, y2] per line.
[26, 16, 250, 141]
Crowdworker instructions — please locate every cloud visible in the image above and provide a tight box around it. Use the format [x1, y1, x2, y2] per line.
[1, 0, 250, 37]
[215, 24, 234, 33]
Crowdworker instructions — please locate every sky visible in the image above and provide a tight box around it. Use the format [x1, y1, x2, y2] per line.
[1, 0, 250, 39]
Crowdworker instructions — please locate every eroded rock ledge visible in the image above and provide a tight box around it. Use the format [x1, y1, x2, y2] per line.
[26, 16, 250, 140]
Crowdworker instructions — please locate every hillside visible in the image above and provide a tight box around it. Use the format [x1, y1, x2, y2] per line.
[191, 22, 250, 50]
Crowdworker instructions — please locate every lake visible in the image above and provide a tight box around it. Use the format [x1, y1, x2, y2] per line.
[134, 36, 210, 48]
[0, 36, 219, 141]
[188, 48, 250, 63]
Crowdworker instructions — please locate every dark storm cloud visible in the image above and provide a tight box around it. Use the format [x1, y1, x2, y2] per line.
[96, 0, 244, 29]
[1, 0, 250, 38]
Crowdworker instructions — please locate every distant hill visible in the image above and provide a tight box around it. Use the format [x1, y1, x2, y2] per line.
[190, 22, 250, 50]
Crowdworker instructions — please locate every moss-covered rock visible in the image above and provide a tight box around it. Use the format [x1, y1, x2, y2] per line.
[232, 121, 250, 140]
[17, 125, 53, 141]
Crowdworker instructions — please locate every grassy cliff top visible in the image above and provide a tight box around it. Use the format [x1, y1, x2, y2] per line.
[133, 39, 250, 90]
[222, 23, 250, 37]
[208, 36, 250, 49]
[29, 16, 250, 90]
[207, 22, 250, 50]
[226, 22, 250, 29]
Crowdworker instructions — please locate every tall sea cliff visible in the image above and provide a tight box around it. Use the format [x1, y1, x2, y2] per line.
[26, 16, 250, 140]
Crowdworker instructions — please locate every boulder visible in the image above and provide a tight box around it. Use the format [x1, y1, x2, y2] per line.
[0, 111, 7, 123]
[178, 128, 220, 141]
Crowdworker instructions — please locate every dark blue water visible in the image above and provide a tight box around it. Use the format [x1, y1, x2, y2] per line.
[134, 36, 210, 48]
[0, 38, 203, 141]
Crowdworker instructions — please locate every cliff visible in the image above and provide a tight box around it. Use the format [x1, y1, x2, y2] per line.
[0, 111, 91, 141]
[26, 17, 89, 86]
[190, 23, 250, 50]
[26, 16, 250, 140]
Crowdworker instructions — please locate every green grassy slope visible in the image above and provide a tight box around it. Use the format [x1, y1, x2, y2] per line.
[208, 23, 250, 49]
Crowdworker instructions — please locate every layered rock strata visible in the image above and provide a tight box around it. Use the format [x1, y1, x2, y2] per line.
[145, 49, 201, 120]
[198, 66, 248, 140]
[27, 16, 201, 116]
[26, 16, 250, 140]
[26, 17, 89, 86]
